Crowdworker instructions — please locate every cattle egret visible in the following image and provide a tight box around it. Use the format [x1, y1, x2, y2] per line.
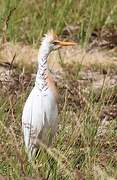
[22, 30, 76, 160]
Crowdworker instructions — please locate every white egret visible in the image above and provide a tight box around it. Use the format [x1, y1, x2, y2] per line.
[22, 30, 76, 160]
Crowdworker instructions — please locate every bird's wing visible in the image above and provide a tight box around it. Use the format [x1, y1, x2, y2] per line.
[22, 88, 44, 152]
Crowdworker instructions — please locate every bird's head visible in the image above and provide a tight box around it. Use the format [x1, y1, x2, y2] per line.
[40, 30, 77, 54]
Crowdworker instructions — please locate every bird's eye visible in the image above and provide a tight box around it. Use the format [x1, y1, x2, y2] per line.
[53, 41, 59, 45]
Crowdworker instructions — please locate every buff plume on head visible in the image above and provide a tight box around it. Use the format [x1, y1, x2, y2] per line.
[41, 30, 58, 44]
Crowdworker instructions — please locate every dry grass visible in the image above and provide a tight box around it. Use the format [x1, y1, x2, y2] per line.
[0, 42, 117, 72]
[0, 43, 117, 179]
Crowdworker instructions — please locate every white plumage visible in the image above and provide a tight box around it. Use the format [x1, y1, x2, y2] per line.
[22, 30, 76, 160]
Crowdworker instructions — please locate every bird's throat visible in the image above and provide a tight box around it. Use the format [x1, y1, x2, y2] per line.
[35, 50, 49, 91]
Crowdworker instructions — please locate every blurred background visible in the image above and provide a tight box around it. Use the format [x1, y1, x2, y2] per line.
[0, 0, 117, 46]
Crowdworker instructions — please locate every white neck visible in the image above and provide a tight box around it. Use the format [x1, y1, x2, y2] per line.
[35, 45, 50, 91]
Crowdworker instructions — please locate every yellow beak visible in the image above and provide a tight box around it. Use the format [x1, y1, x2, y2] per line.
[57, 40, 77, 46]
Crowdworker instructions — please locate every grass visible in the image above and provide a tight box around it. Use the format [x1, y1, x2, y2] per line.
[0, 63, 116, 179]
[0, 0, 117, 179]
[0, 0, 117, 45]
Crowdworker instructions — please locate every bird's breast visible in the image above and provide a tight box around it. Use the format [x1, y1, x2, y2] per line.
[34, 86, 58, 122]
[45, 74, 58, 102]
